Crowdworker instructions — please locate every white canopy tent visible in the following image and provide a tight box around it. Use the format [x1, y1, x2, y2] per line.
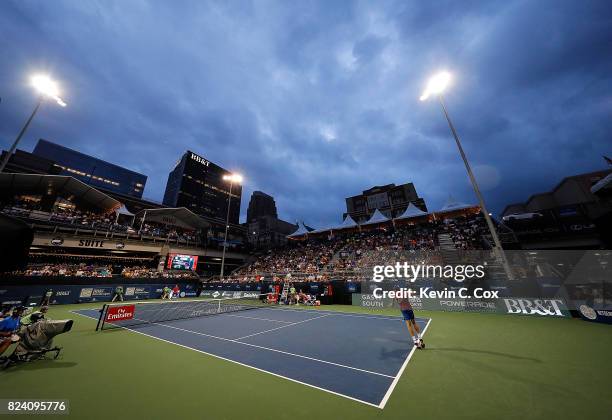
[363, 208, 389, 225]
[437, 197, 477, 213]
[115, 204, 135, 217]
[335, 215, 359, 230]
[287, 221, 309, 238]
[591, 172, 612, 194]
[135, 207, 209, 231]
[395, 202, 429, 220]
[114, 204, 135, 225]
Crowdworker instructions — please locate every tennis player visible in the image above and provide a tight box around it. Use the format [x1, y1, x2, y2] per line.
[396, 293, 424, 349]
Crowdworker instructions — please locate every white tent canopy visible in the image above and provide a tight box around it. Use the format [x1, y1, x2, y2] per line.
[591, 172, 612, 194]
[288, 221, 309, 237]
[308, 226, 331, 234]
[363, 208, 389, 225]
[134, 207, 209, 230]
[438, 197, 477, 213]
[115, 204, 135, 217]
[335, 215, 359, 230]
[396, 202, 429, 220]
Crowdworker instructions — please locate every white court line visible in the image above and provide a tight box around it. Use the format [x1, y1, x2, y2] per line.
[234, 314, 330, 340]
[151, 319, 393, 379]
[378, 318, 432, 409]
[222, 313, 293, 324]
[253, 306, 429, 322]
[72, 309, 429, 408]
[70, 310, 393, 379]
[70, 310, 381, 409]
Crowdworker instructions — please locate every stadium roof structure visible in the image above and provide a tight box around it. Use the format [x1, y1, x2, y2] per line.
[288, 221, 310, 237]
[395, 202, 429, 220]
[437, 197, 478, 213]
[135, 207, 209, 230]
[363, 209, 389, 225]
[335, 215, 359, 230]
[0, 173, 120, 212]
[591, 172, 612, 194]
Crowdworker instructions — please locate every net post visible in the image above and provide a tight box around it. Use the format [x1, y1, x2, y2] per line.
[96, 304, 108, 331]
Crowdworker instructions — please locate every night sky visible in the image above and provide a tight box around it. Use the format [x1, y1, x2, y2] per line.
[1, 0, 611, 227]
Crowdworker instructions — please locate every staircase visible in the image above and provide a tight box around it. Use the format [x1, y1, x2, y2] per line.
[437, 233, 463, 266]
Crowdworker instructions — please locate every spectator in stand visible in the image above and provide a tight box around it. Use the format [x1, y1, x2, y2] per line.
[0, 306, 25, 356]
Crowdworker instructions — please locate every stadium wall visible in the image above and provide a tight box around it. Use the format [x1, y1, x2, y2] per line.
[0, 280, 199, 307]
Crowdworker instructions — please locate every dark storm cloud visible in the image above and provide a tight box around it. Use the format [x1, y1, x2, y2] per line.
[0, 0, 610, 227]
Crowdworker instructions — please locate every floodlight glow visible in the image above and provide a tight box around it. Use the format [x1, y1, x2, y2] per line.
[31, 74, 67, 107]
[223, 174, 243, 183]
[420, 71, 451, 101]
[31, 75, 59, 97]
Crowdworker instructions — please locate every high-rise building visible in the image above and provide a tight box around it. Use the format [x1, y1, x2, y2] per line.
[345, 183, 427, 223]
[163, 151, 241, 224]
[244, 191, 296, 249]
[32, 139, 147, 198]
[246, 191, 278, 223]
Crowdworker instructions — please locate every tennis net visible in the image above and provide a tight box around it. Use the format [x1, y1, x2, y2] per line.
[96, 294, 269, 330]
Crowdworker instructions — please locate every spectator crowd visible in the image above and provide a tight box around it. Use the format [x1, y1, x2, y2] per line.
[11, 263, 198, 279]
[227, 214, 491, 282]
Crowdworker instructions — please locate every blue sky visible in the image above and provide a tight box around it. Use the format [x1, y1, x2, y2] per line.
[1, 0, 611, 227]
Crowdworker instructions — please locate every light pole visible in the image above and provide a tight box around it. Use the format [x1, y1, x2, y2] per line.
[0, 74, 67, 173]
[420, 71, 513, 279]
[220, 173, 243, 279]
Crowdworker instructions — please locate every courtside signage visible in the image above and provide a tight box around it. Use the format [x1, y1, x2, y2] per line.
[105, 305, 136, 322]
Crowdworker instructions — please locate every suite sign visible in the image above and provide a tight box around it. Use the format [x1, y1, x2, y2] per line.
[78, 239, 105, 248]
[35, 236, 161, 253]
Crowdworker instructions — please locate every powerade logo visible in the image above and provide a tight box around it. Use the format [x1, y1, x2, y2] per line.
[579, 305, 597, 320]
[503, 299, 566, 317]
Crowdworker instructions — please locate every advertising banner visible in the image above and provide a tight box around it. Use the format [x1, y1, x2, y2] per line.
[351, 294, 571, 317]
[0, 282, 197, 306]
[105, 305, 136, 323]
[576, 303, 612, 324]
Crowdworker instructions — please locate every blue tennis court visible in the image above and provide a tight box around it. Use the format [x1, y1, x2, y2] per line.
[74, 306, 430, 408]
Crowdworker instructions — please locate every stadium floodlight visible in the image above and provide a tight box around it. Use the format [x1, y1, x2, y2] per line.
[419, 71, 451, 101]
[220, 173, 244, 279]
[420, 71, 514, 280]
[0, 74, 67, 173]
[31, 74, 67, 107]
[223, 173, 243, 183]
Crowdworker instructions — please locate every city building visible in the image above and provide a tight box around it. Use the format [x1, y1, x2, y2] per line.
[163, 150, 242, 225]
[247, 215, 297, 249]
[32, 139, 147, 198]
[501, 169, 612, 249]
[344, 183, 427, 223]
[247, 191, 278, 223]
[244, 190, 297, 249]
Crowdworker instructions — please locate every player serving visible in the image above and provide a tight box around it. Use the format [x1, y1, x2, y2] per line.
[395, 292, 425, 349]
